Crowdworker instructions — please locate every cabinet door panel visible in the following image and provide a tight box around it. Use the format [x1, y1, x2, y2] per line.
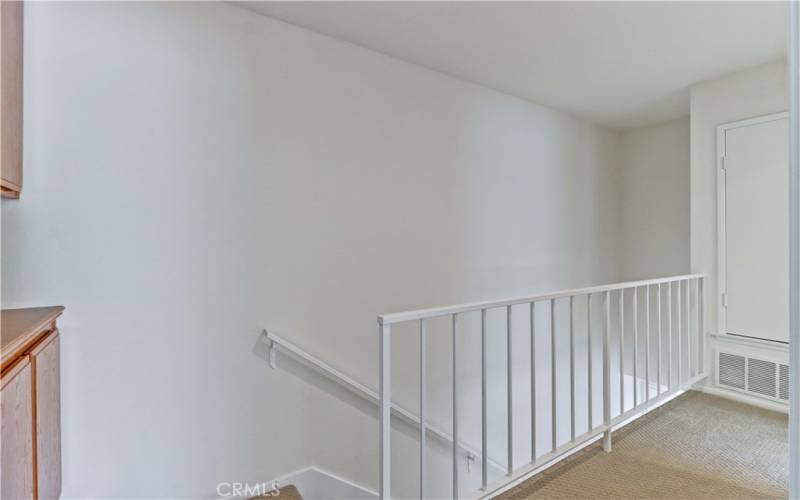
[0, 0, 23, 195]
[1, 359, 34, 500]
[32, 331, 61, 500]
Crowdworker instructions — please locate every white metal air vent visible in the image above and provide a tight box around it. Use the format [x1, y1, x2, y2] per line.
[719, 352, 745, 390]
[779, 364, 789, 401]
[716, 350, 789, 403]
[747, 358, 777, 397]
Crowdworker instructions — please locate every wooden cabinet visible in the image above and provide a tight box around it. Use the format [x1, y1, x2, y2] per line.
[0, 0, 23, 198]
[1, 307, 64, 500]
[1, 358, 34, 499]
[31, 331, 61, 500]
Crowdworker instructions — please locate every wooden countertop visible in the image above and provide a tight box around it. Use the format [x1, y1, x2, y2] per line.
[1, 306, 64, 372]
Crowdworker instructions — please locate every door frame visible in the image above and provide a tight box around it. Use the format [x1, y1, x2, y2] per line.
[715, 111, 789, 343]
[787, 2, 799, 496]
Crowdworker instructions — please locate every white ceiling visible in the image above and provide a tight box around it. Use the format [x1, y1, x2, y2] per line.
[239, 1, 787, 129]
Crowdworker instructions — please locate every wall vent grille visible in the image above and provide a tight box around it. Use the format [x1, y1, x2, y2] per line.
[747, 358, 777, 398]
[779, 364, 789, 401]
[719, 352, 746, 390]
[716, 351, 789, 403]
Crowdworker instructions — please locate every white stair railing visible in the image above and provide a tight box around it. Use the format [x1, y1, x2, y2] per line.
[265, 330, 506, 477]
[377, 273, 707, 499]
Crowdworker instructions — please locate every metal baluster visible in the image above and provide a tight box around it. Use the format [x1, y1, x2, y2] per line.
[551, 299, 557, 452]
[699, 278, 705, 374]
[481, 309, 488, 490]
[677, 281, 682, 385]
[633, 287, 639, 408]
[587, 294, 593, 431]
[452, 314, 458, 500]
[687, 279, 692, 378]
[507, 305, 513, 475]
[569, 296, 576, 442]
[645, 285, 651, 401]
[657, 284, 662, 395]
[530, 302, 537, 463]
[602, 291, 612, 452]
[619, 289, 625, 415]
[667, 282, 673, 390]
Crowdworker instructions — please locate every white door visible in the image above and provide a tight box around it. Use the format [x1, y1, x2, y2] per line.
[723, 115, 789, 343]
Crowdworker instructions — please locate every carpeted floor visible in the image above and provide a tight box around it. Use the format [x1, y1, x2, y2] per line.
[498, 391, 788, 500]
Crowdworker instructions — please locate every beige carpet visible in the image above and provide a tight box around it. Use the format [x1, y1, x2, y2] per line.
[250, 484, 303, 500]
[498, 392, 788, 500]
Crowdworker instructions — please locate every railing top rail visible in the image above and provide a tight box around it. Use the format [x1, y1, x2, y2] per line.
[378, 273, 707, 325]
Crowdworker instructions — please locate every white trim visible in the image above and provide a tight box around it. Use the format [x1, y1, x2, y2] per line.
[716, 111, 789, 345]
[718, 111, 789, 132]
[301, 466, 378, 499]
[787, 2, 799, 496]
[717, 124, 726, 339]
[693, 385, 788, 414]
[710, 333, 789, 353]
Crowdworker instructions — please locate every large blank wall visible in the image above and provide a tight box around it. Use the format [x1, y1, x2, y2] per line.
[0, 2, 628, 497]
[619, 117, 690, 281]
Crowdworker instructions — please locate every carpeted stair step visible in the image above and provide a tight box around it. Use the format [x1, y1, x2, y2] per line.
[250, 484, 303, 500]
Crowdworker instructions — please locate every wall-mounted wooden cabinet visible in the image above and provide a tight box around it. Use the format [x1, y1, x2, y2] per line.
[1, 307, 64, 500]
[1, 0, 23, 199]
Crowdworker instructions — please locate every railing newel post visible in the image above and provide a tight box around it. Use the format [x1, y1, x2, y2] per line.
[379, 321, 391, 500]
[419, 319, 426, 500]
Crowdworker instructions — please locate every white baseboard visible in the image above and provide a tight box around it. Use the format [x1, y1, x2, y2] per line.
[694, 384, 789, 414]
[291, 466, 377, 500]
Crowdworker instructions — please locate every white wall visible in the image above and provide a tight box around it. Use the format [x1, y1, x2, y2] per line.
[689, 61, 787, 339]
[0, 2, 625, 498]
[619, 117, 690, 281]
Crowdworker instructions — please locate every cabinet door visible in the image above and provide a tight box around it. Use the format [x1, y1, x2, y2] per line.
[0, 0, 23, 197]
[1, 358, 34, 500]
[32, 331, 61, 500]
